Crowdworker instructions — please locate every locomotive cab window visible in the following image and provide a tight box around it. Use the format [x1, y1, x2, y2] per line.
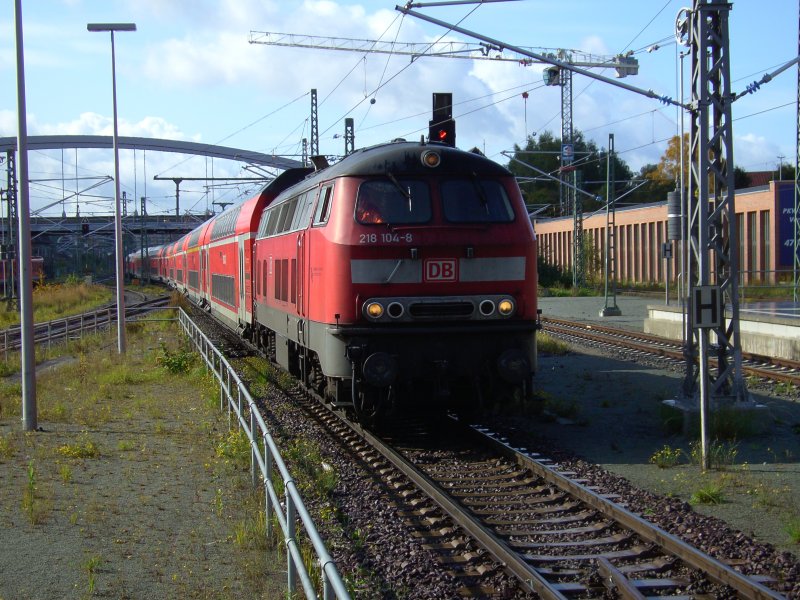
[355, 179, 430, 225]
[441, 179, 515, 223]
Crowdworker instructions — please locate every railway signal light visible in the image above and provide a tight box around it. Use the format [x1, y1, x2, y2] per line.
[429, 118, 456, 147]
[429, 92, 456, 147]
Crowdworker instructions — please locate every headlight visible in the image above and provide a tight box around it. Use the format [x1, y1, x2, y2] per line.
[497, 298, 515, 316]
[421, 150, 441, 168]
[364, 302, 384, 319]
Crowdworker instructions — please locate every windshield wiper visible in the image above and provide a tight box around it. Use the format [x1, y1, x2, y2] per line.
[387, 172, 413, 212]
[470, 172, 490, 214]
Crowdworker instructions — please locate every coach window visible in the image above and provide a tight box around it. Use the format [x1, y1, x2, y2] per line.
[279, 199, 298, 233]
[441, 179, 514, 223]
[291, 189, 317, 231]
[355, 179, 430, 225]
[312, 185, 334, 226]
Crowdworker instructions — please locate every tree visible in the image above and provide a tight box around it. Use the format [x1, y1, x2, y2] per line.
[733, 166, 751, 189]
[507, 131, 562, 209]
[652, 133, 689, 185]
[506, 130, 634, 215]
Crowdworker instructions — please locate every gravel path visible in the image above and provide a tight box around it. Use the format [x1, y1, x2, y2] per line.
[0, 324, 285, 600]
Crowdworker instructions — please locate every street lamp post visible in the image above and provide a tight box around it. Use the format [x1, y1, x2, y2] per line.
[87, 22, 136, 354]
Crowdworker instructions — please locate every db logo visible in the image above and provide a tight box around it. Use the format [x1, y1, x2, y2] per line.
[424, 258, 458, 282]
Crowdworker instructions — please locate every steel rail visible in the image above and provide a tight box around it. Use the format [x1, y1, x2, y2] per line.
[347, 420, 569, 600]
[0, 296, 170, 354]
[473, 426, 785, 600]
[541, 317, 800, 386]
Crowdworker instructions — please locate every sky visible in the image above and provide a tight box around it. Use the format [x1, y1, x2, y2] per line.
[0, 0, 798, 218]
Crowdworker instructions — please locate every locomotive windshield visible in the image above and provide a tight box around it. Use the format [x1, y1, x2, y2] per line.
[441, 179, 515, 223]
[356, 180, 431, 225]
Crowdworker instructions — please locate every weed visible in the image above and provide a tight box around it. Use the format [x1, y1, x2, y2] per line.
[774, 381, 797, 396]
[785, 516, 800, 544]
[537, 332, 570, 355]
[688, 439, 739, 470]
[543, 395, 580, 421]
[0, 359, 19, 378]
[21, 460, 36, 521]
[0, 432, 15, 459]
[233, 510, 268, 552]
[59, 463, 72, 483]
[746, 481, 790, 509]
[57, 434, 100, 459]
[156, 342, 196, 374]
[46, 401, 69, 422]
[649, 445, 683, 469]
[213, 488, 224, 517]
[689, 482, 725, 505]
[116, 440, 135, 452]
[284, 438, 338, 497]
[216, 428, 251, 471]
[21, 460, 48, 524]
[83, 554, 102, 595]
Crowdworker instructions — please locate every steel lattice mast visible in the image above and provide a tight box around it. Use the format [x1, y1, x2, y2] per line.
[679, 1, 750, 470]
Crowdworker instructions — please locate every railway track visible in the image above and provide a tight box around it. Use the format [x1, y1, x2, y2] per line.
[187, 307, 794, 598]
[289, 392, 788, 598]
[542, 317, 800, 387]
[0, 294, 171, 354]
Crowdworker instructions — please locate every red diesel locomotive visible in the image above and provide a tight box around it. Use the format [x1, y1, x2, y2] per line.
[134, 140, 538, 419]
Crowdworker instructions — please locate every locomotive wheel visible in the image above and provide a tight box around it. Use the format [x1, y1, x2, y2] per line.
[353, 381, 392, 425]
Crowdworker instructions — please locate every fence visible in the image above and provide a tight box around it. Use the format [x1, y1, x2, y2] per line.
[178, 309, 350, 600]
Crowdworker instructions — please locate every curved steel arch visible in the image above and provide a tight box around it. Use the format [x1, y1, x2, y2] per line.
[0, 135, 303, 170]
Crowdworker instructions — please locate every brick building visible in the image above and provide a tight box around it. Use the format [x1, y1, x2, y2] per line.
[534, 181, 796, 285]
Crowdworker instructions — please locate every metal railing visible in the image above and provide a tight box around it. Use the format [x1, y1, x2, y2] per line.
[177, 309, 350, 600]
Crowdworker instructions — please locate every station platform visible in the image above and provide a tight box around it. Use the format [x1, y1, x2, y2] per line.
[645, 300, 800, 361]
[538, 294, 800, 361]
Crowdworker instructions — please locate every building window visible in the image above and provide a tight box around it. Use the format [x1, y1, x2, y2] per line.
[761, 210, 770, 281]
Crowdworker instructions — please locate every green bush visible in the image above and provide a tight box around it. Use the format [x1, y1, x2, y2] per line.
[156, 342, 196, 374]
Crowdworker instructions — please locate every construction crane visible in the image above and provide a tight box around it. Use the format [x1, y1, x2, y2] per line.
[249, 31, 640, 285]
[248, 31, 638, 73]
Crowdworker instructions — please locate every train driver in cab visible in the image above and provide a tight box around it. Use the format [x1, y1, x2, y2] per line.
[356, 186, 387, 224]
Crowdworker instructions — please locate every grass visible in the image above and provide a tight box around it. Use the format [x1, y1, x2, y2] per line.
[20, 459, 50, 525]
[689, 482, 726, 505]
[215, 428, 252, 471]
[537, 332, 570, 355]
[785, 517, 800, 544]
[0, 431, 15, 459]
[688, 439, 739, 470]
[82, 554, 102, 595]
[0, 280, 113, 329]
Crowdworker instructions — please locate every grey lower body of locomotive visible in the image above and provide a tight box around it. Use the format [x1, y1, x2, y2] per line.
[254, 301, 537, 404]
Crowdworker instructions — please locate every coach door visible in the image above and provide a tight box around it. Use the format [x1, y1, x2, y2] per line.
[202, 249, 209, 301]
[238, 238, 246, 324]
